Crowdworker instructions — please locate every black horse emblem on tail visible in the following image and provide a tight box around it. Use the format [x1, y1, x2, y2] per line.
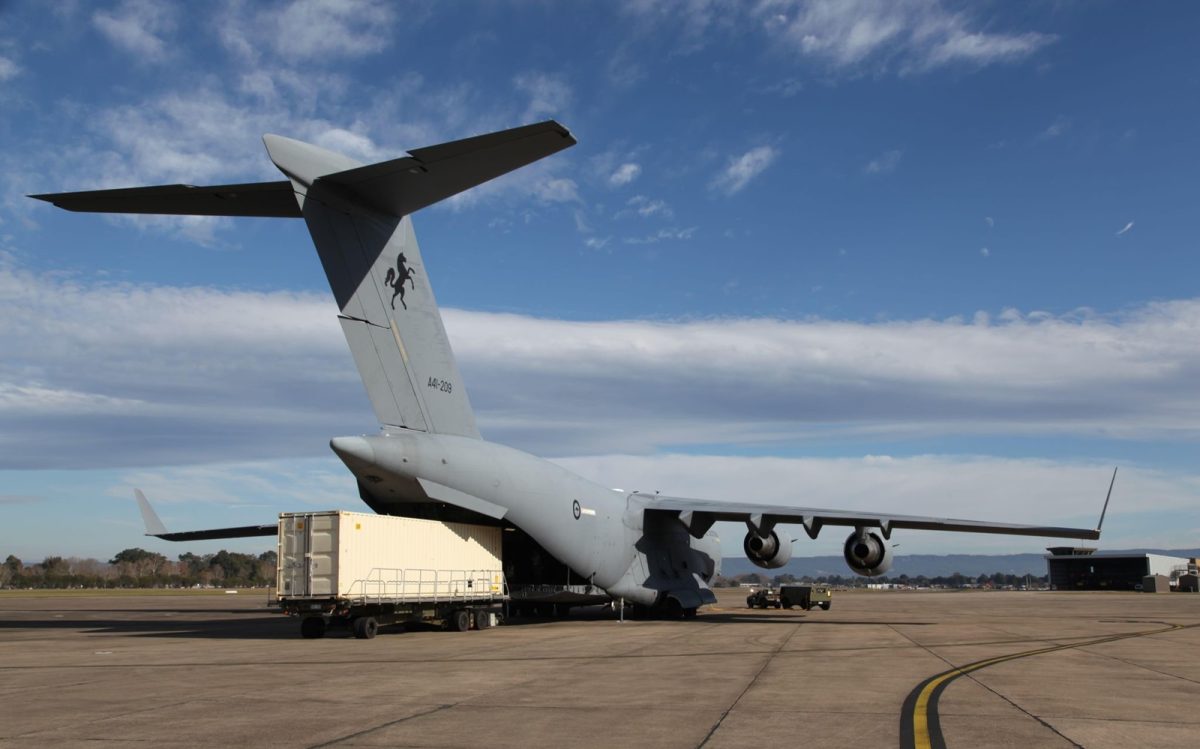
[384, 252, 416, 310]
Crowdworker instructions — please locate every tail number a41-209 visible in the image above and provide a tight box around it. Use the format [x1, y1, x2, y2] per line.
[427, 377, 453, 394]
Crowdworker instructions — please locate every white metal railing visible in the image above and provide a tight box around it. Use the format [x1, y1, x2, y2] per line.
[343, 568, 507, 604]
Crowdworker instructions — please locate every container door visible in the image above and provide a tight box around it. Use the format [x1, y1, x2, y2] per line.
[306, 513, 337, 596]
[278, 515, 309, 597]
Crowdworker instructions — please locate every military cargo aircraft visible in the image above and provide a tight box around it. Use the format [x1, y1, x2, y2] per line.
[33, 121, 1114, 616]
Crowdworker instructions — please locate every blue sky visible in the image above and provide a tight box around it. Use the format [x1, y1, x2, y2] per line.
[1, 1, 1198, 561]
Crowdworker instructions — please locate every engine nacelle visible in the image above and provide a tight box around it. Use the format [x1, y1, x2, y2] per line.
[843, 529, 893, 576]
[743, 530, 792, 569]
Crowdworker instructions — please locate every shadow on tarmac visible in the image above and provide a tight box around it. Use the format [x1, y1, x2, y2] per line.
[0, 608, 932, 641]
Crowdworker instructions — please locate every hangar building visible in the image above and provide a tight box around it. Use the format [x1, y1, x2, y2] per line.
[1045, 548, 1193, 591]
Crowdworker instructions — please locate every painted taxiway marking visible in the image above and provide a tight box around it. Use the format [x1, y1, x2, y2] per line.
[899, 621, 1197, 749]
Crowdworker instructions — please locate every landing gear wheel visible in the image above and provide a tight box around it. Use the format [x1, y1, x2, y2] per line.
[300, 616, 326, 639]
[474, 610, 492, 630]
[352, 616, 379, 639]
[450, 609, 471, 632]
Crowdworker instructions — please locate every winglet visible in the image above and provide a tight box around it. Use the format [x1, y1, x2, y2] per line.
[134, 489, 169, 537]
[1096, 467, 1117, 534]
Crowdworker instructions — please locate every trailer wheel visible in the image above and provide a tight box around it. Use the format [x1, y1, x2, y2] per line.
[300, 616, 326, 639]
[474, 610, 492, 630]
[780, 597, 792, 609]
[352, 616, 379, 639]
[450, 609, 471, 632]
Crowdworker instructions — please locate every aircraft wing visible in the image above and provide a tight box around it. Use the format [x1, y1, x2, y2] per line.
[135, 489, 277, 542]
[639, 468, 1115, 541]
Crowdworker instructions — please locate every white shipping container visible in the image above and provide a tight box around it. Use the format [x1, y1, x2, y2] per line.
[276, 510, 504, 601]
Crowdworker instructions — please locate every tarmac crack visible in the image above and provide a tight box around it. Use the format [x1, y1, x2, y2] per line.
[695, 622, 800, 749]
[305, 704, 454, 748]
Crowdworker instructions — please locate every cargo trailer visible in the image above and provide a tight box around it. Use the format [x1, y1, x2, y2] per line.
[276, 510, 508, 639]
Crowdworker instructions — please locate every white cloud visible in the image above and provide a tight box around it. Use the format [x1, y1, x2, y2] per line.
[864, 149, 902, 174]
[712, 145, 779, 195]
[760, 77, 804, 97]
[5, 257, 1200, 468]
[219, 0, 397, 63]
[623, 226, 697, 244]
[584, 236, 611, 250]
[624, 194, 672, 218]
[513, 71, 573, 122]
[609, 162, 642, 186]
[0, 55, 20, 82]
[1038, 116, 1071, 140]
[1116, 221, 1134, 236]
[985, 216, 995, 228]
[532, 177, 580, 203]
[756, 0, 1056, 74]
[92, 0, 178, 61]
[980, 247, 990, 257]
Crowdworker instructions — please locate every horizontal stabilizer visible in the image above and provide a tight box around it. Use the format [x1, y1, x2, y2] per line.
[30, 181, 301, 217]
[134, 489, 277, 542]
[306, 120, 575, 217]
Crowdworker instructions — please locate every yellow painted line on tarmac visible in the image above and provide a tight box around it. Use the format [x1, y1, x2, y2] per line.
[903, 622, 1193, 749]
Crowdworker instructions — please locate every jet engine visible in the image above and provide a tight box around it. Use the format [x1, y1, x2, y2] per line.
[743, 530, 792, 569]
[843, 529, 893, 576]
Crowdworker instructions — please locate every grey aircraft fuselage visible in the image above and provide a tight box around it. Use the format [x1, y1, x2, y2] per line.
[330, 432, 720, 608]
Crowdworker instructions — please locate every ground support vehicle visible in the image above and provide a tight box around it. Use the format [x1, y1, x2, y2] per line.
[746, 588, 783, 609]
[275, 510, 508, 639]
[780, 584, 833, 611]
[746, 585, 833, 611]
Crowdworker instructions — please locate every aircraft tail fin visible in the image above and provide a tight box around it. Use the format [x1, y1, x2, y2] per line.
[264, 121, 574, 438]
[31, 121, 576, 439]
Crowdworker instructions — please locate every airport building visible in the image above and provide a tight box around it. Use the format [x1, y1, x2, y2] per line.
[1045, 548, 1195, 591]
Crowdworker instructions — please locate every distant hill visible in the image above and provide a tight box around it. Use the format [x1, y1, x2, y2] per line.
[720, 548, 1200, 579]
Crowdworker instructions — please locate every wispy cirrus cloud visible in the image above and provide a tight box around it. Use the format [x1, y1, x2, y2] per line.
[756, 0, 1055, 74]
[1038, 116, 1071, 140]
[218, 0, 398, 64]
[621, 194, 672, 219]
[622, 226, 696, 244]
[622, 1, 1055, 75]
[864, 149, 902, 174]
[0, 55, 21, 82]
[1116, 221, 1134, 236]
[92, 0, 178, 62]
[609, 162, 642, 186]
[712, 145, 779, 195]
[513, 71, 573, 122]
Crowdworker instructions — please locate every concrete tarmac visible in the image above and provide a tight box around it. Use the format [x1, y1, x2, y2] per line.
[1, 588, 1198, 748]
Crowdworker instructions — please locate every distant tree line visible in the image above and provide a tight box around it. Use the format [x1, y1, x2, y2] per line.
[713, 571, 1049, 589]
[1, 549, 276, 589]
